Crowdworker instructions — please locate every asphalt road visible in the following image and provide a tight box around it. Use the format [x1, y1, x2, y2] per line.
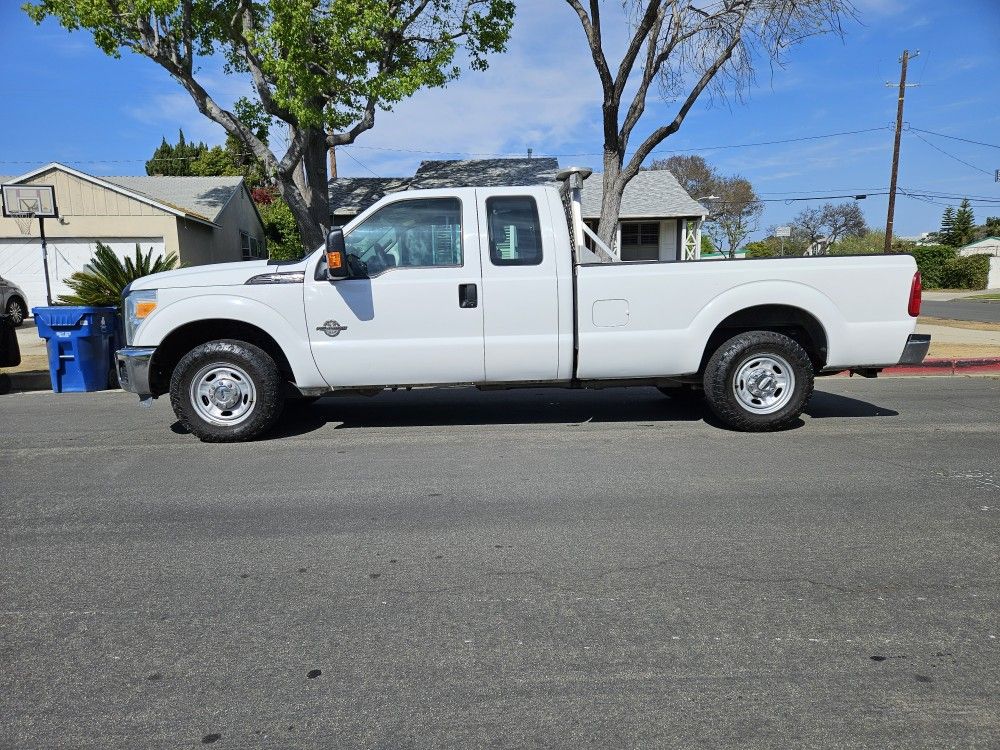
[2, 378, 998, 749]
[923, 299, 1000, 324]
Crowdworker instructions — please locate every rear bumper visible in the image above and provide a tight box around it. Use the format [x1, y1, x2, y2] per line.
[899, 334, 931, 365]
[116, 346, 156, 397]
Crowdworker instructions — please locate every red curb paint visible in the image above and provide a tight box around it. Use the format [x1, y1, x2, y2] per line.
[833, 357, 1000, 377]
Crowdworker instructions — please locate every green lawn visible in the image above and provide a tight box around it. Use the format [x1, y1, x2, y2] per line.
[968, 292, 1000, 300]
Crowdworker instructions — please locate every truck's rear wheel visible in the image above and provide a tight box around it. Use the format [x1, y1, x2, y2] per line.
[703, 331, 814, 432]
[170, 339, 284, 442]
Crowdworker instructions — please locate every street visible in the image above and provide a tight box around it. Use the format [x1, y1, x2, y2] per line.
[923, 300, 1000, 325]
[2, 378, 998, 748]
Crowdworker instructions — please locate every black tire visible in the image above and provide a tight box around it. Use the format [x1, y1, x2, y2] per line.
[169, 339, 284, 442]
[6, 297, 27, 327]
[702, 331, 814, 432]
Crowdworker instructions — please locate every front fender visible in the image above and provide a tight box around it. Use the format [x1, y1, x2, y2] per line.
[134, 289, 326, 389]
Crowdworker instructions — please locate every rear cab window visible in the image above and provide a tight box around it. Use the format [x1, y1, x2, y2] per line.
[486, 196, 543, 266]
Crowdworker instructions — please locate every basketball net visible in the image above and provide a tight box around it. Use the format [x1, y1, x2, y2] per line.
[11, 211, 35, 235]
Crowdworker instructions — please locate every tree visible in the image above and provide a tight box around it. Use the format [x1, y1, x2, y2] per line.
[145, 129, 208, 176]
[820, 202, 866, 243]
[791, 206, 825, 248]
[27, 1, 515, 251]
[938, 206, 957, 247]
[704, 176, 763, 258]
[648, 154, 715, 201]
[564, 0, 849, 249]
[952, 198, 975, 247]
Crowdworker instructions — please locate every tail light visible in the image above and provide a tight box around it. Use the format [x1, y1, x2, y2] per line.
[908, 271, 922, 317]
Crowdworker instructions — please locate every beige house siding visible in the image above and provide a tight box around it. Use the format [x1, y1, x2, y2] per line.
[214, 186, 265, 261]
[0, 168, 183, 261]
[0, 166, 265, 266]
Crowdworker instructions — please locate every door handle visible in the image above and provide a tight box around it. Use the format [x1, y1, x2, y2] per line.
[459, 283, 478, 308]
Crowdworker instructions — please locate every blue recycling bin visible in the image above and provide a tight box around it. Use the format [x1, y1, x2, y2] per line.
[33, 306, 119, 393]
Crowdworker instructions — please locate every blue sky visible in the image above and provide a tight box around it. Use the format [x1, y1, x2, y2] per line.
[1, 0, 998, 239]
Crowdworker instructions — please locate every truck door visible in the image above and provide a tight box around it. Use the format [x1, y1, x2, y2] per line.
[476, 189, 562, 382]
[304, 194, 485, 387]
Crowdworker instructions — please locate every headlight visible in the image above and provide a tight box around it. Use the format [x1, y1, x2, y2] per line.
[124, 289, 158, 345]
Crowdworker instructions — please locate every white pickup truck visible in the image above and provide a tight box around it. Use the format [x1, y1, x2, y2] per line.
[116, 168, 929, 442]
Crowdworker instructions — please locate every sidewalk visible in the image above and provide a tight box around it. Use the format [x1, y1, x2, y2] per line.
[923, 288, 1000, 301]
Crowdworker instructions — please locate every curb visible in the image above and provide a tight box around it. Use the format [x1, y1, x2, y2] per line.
[0, 371, 52, 394]
[838, 357, 1000, 377]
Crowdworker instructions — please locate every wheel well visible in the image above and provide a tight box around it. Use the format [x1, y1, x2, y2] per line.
[149, 319, 295, 396]
[7, 295, 26, 310]
[699, 305, 828, 373]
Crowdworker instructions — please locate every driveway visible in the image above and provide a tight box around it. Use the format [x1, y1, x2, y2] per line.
[2, 380, 998, 748]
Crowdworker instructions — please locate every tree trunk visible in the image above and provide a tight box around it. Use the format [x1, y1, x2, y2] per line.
[280, 127, 330, 253]
[596, 150, 624, 252]
[301, 127, 330, 232]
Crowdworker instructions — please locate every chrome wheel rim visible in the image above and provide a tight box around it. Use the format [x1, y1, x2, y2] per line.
[733, 353, 795, 415]
[7, 301, 23, 324]
[189, 362, 257, 426]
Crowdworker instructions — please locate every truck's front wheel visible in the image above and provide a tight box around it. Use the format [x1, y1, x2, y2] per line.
[703, 331, 814, 432]
[169, 339, 284, 442]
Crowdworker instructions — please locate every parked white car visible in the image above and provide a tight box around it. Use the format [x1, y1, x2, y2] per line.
[116, 173, 929, 441]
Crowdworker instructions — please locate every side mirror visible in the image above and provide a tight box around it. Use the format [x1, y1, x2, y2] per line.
[325, 228, 349, 279]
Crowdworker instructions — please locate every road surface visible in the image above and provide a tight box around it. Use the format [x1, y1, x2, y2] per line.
[923, 299, 1000, 324]
[2, 378, 998, 748]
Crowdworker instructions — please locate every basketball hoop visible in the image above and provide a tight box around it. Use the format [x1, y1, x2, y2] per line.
[2, 184, 59, 307]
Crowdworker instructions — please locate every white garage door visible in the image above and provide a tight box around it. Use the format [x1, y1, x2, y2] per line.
[0, 237, 165, 311]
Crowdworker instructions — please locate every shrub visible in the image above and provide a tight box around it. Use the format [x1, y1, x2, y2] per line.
[58, 242, 178, 308]
[256, 196, 304, 260]
[940, 254, 991, 290]
[744, 240, 777, 259]
[909, 244, 956, 288]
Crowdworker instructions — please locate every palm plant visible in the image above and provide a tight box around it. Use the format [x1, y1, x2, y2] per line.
[58, 242, 178, 308]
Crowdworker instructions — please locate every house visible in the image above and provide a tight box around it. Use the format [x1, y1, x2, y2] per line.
[957, 237, 1000, 257]
[0, 162, 265, 309]
[327, 157, 707, 261]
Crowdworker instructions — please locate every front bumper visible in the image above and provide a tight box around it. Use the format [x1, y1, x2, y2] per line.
[116, 346, 156, 397]
[899, 333, 931, 365]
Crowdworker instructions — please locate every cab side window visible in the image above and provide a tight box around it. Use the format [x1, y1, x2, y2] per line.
[487, 196, 543, 266]
[345, 198, 462, 276]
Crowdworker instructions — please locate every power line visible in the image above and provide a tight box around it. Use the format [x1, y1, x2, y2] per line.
[909, 131, 994, 176]
[344, 126, 893, 158]
[909, 127, 1000, 151]
[338, 148, 379, 177]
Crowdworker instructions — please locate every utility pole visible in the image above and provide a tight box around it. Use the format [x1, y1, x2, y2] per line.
[884, 49, 919, 253]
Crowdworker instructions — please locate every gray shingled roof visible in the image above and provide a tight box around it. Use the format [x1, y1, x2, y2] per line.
[328, 177, 409, 216]
[579, 170, 707, 219]
[409, 157, 560, 189]
[104, 175, 245, 222]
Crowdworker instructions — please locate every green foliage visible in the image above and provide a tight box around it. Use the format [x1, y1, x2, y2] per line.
[700, 233, 718, 256]
[744, 241, 777, 259]
[952, 199, 975, 247]
[58, 242, 178, 308]
[941, 254, 991, 290]
[257, 196, 303, 261]
[909, 245, 957, 289]
[147, 129, 268, 188]
[145, 129, 207, 176]
[938, 206, 956, 246]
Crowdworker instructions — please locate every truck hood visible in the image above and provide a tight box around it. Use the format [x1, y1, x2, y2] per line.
[128, 259, 295, 291]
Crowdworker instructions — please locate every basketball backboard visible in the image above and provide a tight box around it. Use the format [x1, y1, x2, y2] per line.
[1, 184, 58, 218]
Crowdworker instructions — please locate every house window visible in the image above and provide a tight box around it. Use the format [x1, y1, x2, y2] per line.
[241, 230, 262, 260]
[486, 196, 543, 266]
[620, 221, 660, 261]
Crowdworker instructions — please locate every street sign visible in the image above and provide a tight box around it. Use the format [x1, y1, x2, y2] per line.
[775, 226, 792, 238]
